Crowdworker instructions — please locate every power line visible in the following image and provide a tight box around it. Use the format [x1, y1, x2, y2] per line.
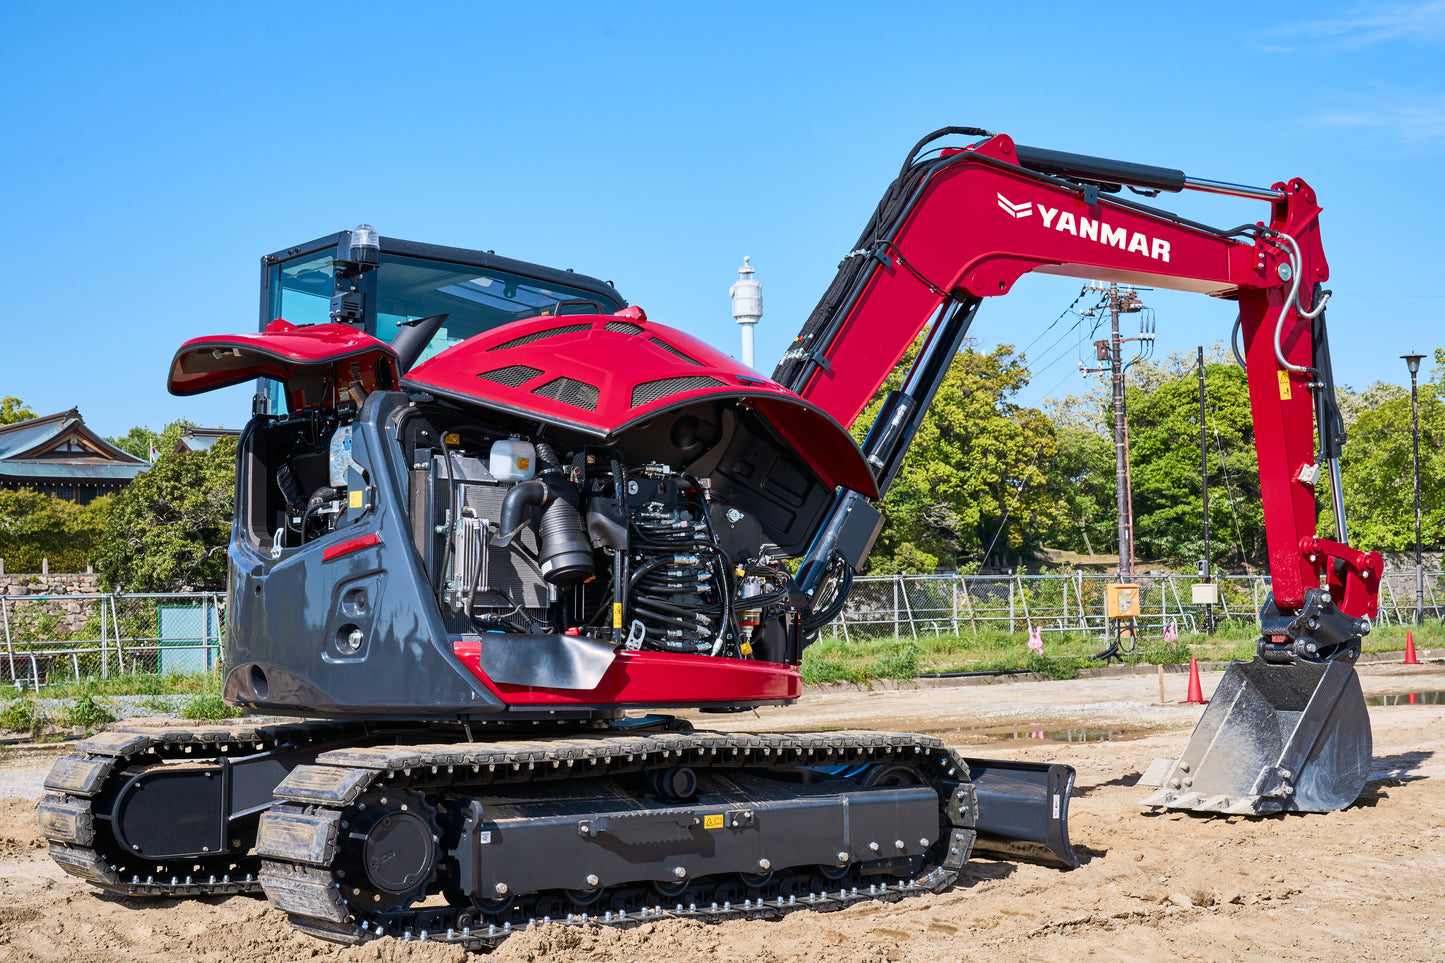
[1015, 290, 1114, 382]
[1017, 286, 1090, 358]
[979, 310, 1121, 568]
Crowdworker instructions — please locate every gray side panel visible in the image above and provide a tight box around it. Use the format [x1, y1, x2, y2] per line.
[224, 392, 504, 717]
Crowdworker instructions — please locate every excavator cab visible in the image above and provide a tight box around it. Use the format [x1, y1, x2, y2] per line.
[256, 228, 628, 415]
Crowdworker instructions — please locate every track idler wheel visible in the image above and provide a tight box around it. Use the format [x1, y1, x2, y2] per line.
[339, 791, 438, 911]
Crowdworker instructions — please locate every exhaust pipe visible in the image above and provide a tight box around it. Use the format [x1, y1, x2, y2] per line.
[390, 313, 450, 374]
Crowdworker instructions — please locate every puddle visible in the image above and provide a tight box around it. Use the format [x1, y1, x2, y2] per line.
[1366, 690, 1445, 706]
[922, 725, 1147, 746]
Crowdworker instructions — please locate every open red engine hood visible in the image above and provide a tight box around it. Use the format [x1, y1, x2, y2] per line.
[166, 312, 878, 499]
[404, 308, 878, 498]
[168, 320, 399, 397]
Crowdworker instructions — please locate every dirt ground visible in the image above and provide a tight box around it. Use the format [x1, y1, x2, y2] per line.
[2, 661, 1443, 963]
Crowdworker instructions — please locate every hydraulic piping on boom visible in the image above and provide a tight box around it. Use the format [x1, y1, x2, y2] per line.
[780, 127, 1379, 815]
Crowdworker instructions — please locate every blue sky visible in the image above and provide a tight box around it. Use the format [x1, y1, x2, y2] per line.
[2, 1, 1442, 438]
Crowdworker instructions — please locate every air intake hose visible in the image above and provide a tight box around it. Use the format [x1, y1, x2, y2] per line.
[496, 479, 549, 547]
[495, 444, 594, 585]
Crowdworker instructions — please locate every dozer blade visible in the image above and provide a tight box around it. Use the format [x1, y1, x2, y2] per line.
[1140, 658, 1372, 815]
[965, 759, 1079, 868]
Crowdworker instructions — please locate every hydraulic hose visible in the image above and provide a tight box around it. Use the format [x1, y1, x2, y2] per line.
[438, 432, 460, 605]
[611, 454, 627, 645]
[802, 558, 854, 631]
[1266, 230, 1331, 375]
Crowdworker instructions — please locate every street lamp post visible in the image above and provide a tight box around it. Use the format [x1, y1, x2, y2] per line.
[1402, 353, 1425, 624]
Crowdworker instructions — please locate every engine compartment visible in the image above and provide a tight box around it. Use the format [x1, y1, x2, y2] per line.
[169, 310, 877, 711]
[238, 396, 807, 671]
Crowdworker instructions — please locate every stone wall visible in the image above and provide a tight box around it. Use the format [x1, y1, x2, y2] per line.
[0, 573, 103, 597]
[0, 573, 106, 637]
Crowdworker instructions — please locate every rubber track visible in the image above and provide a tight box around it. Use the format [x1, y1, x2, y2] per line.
[258, 729, 978, 950]
[37, 720, 362, 897]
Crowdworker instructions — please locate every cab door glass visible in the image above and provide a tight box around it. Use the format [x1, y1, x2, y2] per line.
[275, 254, 334, 326]
[371, 255, 616, 366]
[261, 253, 336, 413]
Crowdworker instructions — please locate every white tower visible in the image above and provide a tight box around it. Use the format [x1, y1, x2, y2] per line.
[729, 256, 763, 369]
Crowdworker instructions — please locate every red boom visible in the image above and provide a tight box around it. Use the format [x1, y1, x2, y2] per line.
[789, 133, 1379, 620]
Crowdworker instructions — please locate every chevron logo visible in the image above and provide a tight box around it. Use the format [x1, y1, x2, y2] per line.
[997, 193, 1033, 218]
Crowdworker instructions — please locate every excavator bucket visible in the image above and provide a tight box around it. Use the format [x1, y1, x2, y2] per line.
[1140, 658, 1372, 815]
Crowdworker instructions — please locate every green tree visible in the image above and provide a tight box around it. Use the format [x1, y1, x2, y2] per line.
[1325, 348, 1445, 552]
[95, 426, 236, 591]
[0, 397, 36, 426]
[0, 490, 109, 572]
[1044, 417, 1116, 557]
[1126, 362, 1263, 566]
[107, 425, 162, 461]
[855, 343, 1062, 573]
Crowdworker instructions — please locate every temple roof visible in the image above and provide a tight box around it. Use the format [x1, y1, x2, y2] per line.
[0, 409, 147, 486]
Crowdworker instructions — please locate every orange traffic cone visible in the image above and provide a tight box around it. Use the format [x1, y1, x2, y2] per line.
[1181, 657, 1208, 705]
[1403, 630, 1421, 665]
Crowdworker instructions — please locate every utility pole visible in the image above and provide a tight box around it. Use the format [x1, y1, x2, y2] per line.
[1082, 282, 1149, 578]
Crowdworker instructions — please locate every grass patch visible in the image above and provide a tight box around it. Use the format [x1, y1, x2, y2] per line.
[0, 699, 47, 734]
[798, 620, 1301, 685]
[870, 643, 919, 679]
[181, 695, 237, 721]
[63, 694, 117, 729]
[136, 696, 178, 716]
[799, 611, 1437, 686]
[37, 672, 221, 699]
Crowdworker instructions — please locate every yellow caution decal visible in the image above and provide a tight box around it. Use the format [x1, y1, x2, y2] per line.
[1278, 370, 1292, 400]
[703, 814, 724, 830]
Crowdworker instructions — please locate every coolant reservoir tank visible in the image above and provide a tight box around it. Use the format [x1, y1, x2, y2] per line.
[490, 437, 536, 482]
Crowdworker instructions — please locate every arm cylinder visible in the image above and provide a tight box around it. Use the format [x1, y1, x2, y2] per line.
[1014, 144, 1186, 193]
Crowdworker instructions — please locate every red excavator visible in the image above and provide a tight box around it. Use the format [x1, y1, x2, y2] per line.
[39, 128, 1378, 948]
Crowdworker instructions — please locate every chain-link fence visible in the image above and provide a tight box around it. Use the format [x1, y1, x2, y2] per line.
[0, 592, 223, 691]
[825, 571, 1445, 642]
[3, 571, 1442, 688]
